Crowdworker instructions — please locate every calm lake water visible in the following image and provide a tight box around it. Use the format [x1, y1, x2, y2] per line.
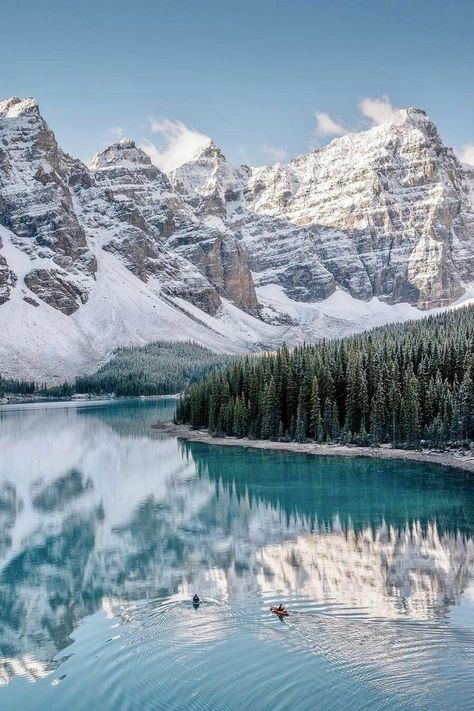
[0, 398, 473, 710]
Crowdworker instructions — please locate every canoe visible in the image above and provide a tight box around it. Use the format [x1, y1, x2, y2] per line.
[270, 607, 289, 616]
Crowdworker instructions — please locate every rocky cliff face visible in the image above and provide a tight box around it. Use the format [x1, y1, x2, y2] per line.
[0, 98, 96, 313]
[173, 108, 474, 309]
[0, 100, 257, 319]
[79, 138, 224, 315]
[0, 97, 473, 379]
[0, 245, 16, 305]
[78, 136, 258, 316]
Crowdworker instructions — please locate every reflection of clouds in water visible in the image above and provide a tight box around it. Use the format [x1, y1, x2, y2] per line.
[259, 604, 474, 709]
[0, 405, 196, 560]
[0, 400, 473, 696]
[0, 655, 50, 686]
[464, 582, 474, 602]
[113, 592, 235, 649]
[256, 523, 474, 619]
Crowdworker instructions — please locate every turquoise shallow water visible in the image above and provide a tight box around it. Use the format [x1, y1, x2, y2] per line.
[0, 398, 473, 710]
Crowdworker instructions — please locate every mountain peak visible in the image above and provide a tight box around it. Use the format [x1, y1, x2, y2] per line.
[381, 106, 442, 145]
[0, 96, 40, 119]
[403, 106, 427, 118]
[388, 106, 429, 127]
[116, 137, 137, 149]
[89, 138, 155, 171]
[193, 139, 225, 163]
[309, 106, 441, 161]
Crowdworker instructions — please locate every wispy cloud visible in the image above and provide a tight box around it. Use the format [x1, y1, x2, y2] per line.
[314, 111, 346, 137]
[111, 126, 125, 139]
[141, 118, 211, 173]
[457, 143, 474, 166]
[261, 144, 288, 163]
[359, 95, 399, 126]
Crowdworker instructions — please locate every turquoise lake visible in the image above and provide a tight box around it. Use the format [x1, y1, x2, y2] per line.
[0, 398, 473, 710]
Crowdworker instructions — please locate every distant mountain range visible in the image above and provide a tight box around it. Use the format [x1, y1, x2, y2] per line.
[0, 97, 473, 381]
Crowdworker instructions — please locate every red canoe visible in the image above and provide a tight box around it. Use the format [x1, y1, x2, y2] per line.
[270, 607, 289, 616]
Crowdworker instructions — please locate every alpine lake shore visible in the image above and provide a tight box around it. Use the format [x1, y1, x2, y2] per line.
[154, 421, 474, 475]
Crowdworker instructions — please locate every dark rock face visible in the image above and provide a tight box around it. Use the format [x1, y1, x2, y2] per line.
[183, 234, 258, 313]
[0, 253, 16, 305]
[24, 269, 88, 315]
[22, 296, 39, 307]
[0, 98, 96, 313]
[209, 237, 258, 313]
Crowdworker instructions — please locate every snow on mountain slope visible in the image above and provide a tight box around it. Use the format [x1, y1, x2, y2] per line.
[0, 97, 473, 381]
[0, 97, 96, 314]
[0, 225, 251, 381]
[6, 207, 467, 382]
[174, 108, 474, 309]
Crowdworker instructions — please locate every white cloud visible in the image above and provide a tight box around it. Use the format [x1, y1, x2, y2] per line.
[141, 118, 211, 173]
[111, 126, 125, 139]
[359, 95, 398, 126]
[314, 111, 346, 137]
[457, 143, 474, 166]
[261, 144, 288, 163]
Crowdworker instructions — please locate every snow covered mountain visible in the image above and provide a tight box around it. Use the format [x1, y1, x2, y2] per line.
[0, 97, 473, 381]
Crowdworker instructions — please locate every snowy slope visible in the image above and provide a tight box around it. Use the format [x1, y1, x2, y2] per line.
[0, 225, 250, 381]
[0, 97, 474, 381]
[174, 108, 474, 309]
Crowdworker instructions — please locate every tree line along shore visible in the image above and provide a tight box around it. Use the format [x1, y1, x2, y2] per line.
[175, 306, 474, 451]
[155, 422, 474, 475]
[0, 341, 235, 399]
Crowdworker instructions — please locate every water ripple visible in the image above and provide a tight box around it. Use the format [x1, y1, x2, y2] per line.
[77, 591, 474, 711]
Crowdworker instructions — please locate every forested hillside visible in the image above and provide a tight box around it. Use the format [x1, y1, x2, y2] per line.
[1, 342, 233, 398]
[0, 377, 38, 397]
[175, 307, 474, 449]
[75, 341, 234, 396]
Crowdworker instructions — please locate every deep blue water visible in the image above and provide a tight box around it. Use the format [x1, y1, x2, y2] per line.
[0, 398, 473, 710]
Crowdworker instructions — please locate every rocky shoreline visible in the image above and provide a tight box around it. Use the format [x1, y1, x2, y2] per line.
[153, 421, 474, 474]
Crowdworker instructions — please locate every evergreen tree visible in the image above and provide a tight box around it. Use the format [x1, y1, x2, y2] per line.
[295, 400, 306, 442]
[459, 367, 473, 440]
[400, 367, 420, 446]
[261, 377, 280, 440]
[178, 305, 474, 450]
[310, 376, 322, 441]
[370, 380, 386, 444]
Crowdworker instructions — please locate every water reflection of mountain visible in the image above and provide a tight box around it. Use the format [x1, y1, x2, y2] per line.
[75, 397, 177, 437]
[182, 441, 474, 537]
[0, 402, 473, 686]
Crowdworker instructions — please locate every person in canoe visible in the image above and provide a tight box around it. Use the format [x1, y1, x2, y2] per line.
[192, 594, 200, 605]
[271, 604, 288, 615]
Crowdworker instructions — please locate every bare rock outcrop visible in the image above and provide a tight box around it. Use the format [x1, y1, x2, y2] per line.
[24, 268, 88, 315]
[0, 97, 473, 375]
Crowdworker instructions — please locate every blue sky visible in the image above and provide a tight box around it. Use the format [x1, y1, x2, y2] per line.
[1, 0, 473, 168]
